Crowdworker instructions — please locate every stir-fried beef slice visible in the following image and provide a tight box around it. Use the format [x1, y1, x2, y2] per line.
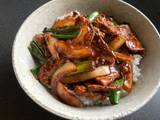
[96, 72, 120, 86]
[116, 24, 132, 36]
[93, 27, 105, 39]
[92, 26, 115, 63]
[122, 61, 133, 92]
[53, 11, 80, 28]
[55, 40, 93, 59]
[93, 15, 119, 35]
[114, 52, 134, 62]
[34, 34, 45, 44]
[116, 25, 144, 53]
[37, 57, 63, 87]
[92, 35, 115, 65]
[94, 27, 115, 56]
[92, 55, 114, 66]
[73, 15, 94, 45]
[57, 82, 84, 107]
[43, 43, 52, 58]
[73, 23, 88, 44]
[83, 26, 95, 46]
[93, 15, 133, 44]
[107, 25, 135, 51]
[119, 62, 129, 74]
[87, 84, 121, 92]
[85, 92, 106, 101]
[44, 33, 59, 59]
[44, 33, 93, 60]
[95, 76, 113, 86]
[125, 35, 145, 54]
[74, 85, 88, 96]
[53, 17, 76, 28]
[93, 15, 144, 53]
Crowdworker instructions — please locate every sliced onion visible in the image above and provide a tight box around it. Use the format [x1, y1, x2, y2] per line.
[61, 66, 110, 84]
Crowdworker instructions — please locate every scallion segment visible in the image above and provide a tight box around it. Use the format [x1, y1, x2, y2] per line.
[109, 78, 124, 105]
[43, 25, 81, 39]
[28, 40, 46, 64]
[70, 60, 92, 75]
[88, 11, 99, 22]
[30, 64, 42, 77]
[109, 90, 121, 105]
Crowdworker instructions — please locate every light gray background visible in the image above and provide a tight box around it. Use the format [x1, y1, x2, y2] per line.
[0, 0, 159, 120]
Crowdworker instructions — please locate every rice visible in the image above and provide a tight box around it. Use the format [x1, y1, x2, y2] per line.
[77, 54, 143, 106]
[72, 91, 110, 106]
[133, 54, 143, 82]
[78, 96, 110, 106]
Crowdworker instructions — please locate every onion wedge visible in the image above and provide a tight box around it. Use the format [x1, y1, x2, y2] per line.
[61, 66, 110, 84]
[57, 82, 84, 107]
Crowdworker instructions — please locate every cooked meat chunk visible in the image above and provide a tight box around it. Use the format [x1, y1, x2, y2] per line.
[55, 41, 93, 59]
[96, 72, 120, 86]
[38, 57, 63, 87]
[125, 35, 144, 54]
[93, 15, 118, 35]
[53, 11, 80, 28]
[88, 84, 121, 92]
[57, 82, 84, 107]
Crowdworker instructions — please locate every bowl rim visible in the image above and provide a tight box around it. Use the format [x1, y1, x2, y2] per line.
[12, 0, 160, 119]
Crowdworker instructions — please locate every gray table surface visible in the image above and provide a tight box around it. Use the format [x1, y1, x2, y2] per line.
[0, 0, 160, 120]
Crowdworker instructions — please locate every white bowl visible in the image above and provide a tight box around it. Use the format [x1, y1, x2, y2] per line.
[12, 0, 160, 119]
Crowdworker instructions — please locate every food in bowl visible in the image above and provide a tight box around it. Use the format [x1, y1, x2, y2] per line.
[28, 11, 145, 107]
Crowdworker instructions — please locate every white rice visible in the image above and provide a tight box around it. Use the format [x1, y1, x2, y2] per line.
[132, 54, 143, 82]
[77, 54, 143, 106]
[78, 96, 110, 106]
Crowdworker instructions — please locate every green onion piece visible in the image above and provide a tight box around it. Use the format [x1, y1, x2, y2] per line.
[53, 32, 79, 39]
[43, 26, 81, 39]
[30, 40, 44, 57]
[70, 61, 92, 75]
[109, 78, 124, 105]
[109, 89, 128, 105]
[43, 25, 80, 34]
[43, 25, 81, 39]
[55, 25, 81, 34]
[28, 40, 46, 64]
[33, 40, 45, 56]
[30, 64, 42, 77]
[88, 11, 99, 22]
[109, 90, 121, 105]
[113, 78, 124, 87]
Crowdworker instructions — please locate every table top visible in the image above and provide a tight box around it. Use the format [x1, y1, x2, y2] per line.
[0, 0, 160, 120]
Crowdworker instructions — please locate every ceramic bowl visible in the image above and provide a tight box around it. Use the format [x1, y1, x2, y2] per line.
[12, 0, 160, 119]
